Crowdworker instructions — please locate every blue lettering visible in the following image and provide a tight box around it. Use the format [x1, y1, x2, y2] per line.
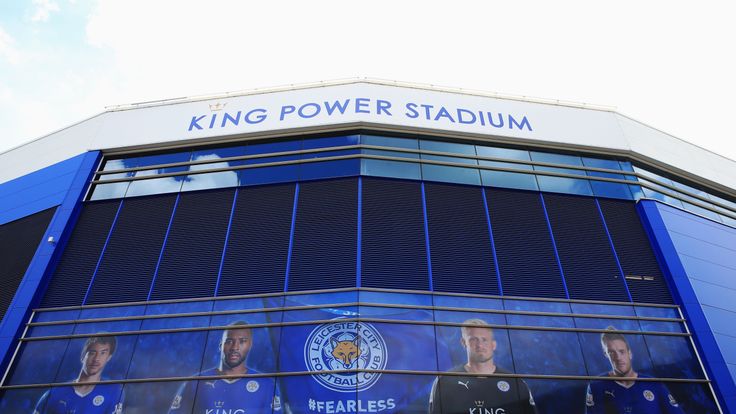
[376, 99, 392, 116]
[220, 111, 241, 128]
[280, 105, 296, 120]
[478, 111, 486, 126]
[324, 99, 350, 115]
[509, 115, 533, 131]
[457, 108, 476, 124]
[298, 102, 321, 118]
[434, 106, 455, 122]
[487, 112, 504, 128]
[405, 103, 419, 118]
[208, 114, 217, 129]
[355, 98, 370, 113]
[188, 115, 205, 131]
[420, 104, 433, 119]
[245, 108, 267, 124]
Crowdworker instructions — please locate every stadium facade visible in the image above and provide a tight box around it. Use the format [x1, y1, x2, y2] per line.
[0, 79, 735, 413]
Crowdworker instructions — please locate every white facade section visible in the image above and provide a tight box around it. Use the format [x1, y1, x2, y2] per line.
[1, 80, 734, 191]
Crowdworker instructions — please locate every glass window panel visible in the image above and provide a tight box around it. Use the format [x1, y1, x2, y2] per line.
[586, 169, 634, 199]
[433, 296, 506, 325]
[300, 159, 360, 181]
[361, 134, 419, 151]
[0, 388, 50, 413]
[619, 160, 635, 173]
[100, 158, 132, 171]
[181, 149, 242, 192]
[7, 339, 70, 385]
[530, 151, 584, 167]
[360, 291, 433, 307]
[124, 151, 192, 169]
[509, 329, 587, 375]
[359, 374, 433, 414]
[578, 331, 654, 377]
[361, 159, 422, 180]
[242, 140, 300, 185]
[536, 175, 594, 196]
[719, 213, 736, 227]
[582, 157, 624, 170]
[524, 379, 587, 414]
[504, 300, 574, 328]
[644, 334, 705, 379]
[480, 166, 539, 191]
[707, 193, 736, 211]
[90, 172, 132, 200]
[681, 201, 722, 222]
[124, 381, 186, 413]
[28, 309, 80, 337]
[125, 169, 184, 197]
[284, 291, 358, 308]
[640, 182, 684, 208]
[629, 184, 645, 199]
[359, 305, 433, 322]
[303, 135, 360, 150]
[570, 303, 636, 317]
[663, 381, 720, 414]
[574, 317, 641, 332]
[27, 323, 77, 337]
[189, 376, 281, 413]
[476, 145, 532, 161]
[633, 166, 674, 185]
[433, 295, 504, 311]
[635, 306, 679, 319]
[200, 324, 280, 375]
[214, 296, 285, 312]
[278, 374, 357, 414]
[420, 140, 477, 157]
[191, 145, 247, 165]
[126, 331, 208, 379]
[421, 164, 481, 185]
[672, 180, 708, 197]
[364, 322, 436, 371]
[141, 301, 213, 330]
[54, 334, 136, 384]
[73, 305, 146, 334]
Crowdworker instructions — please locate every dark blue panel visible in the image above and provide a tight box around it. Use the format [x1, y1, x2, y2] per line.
[41, 200, 121, 307]
[0, 208, 56, 320]
[218, 183, 295, 296]
[485, 188, 567, 298]
[598, 198, 673, 304]
[288, 179, 357, 291]
[86, 194, 178, 305]
[543, 193, 630, 302]
[149, 189, 234, 300]
[361, 178, 428, 290]
[424, 183, 498, 295]
[242, 140, 300, 185]
[0, 153, 87, 225]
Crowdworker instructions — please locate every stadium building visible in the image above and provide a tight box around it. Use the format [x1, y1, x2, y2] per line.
[0, 79, 735, 413]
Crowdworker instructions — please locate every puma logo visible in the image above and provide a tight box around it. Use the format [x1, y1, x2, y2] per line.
[605, 390, 615, 398]
[458, 380, 470, 390]
[330, 336, 361, 368]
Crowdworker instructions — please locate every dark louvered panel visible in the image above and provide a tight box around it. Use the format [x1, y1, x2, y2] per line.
[425, 183, 498, 295]
[288, 179, 357, 291]
[599, 199, 674, 304]
[543, 193, 630, 302]
[42, 201, 120, 307]
[0, 208, 56, 318]
[85, 194, 177, 305]
[149, 190, 234, 300]
[361, 178, 428, 290]
[485, 188, 567, 298]
[218, 184, 295, 296]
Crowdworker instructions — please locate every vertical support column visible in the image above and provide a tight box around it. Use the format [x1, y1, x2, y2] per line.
[421, 182, 434, 292]
[539, 193, 570, 299]
[0, 151, 101, 375]
[595, 198, 633, 302]
[284, 183, 300, 292]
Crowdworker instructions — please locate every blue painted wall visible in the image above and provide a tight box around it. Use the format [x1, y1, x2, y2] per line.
[0, 153, 91, 225]
[639, 200, 736, 413]
[0, 151, 100, 374]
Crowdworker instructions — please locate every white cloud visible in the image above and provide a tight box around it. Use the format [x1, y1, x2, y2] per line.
[0, 26, 21, 65]
[31, 0, 60, 23]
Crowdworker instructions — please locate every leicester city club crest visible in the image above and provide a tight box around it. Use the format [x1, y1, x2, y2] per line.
[304, 319, 387, 392]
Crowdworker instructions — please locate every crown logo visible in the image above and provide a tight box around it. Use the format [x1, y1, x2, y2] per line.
[215, 401, 225, 408]
[474, 400, 485, 407]
[209, 102, 227, 111]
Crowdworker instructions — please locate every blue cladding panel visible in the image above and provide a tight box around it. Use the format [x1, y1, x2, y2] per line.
[361, 178, 428, 290]
[149, 189, 234, 300]
[218, 183, 295, 296]
[0, 153, 88, 225]
[543, 193, 630, 302]
[0, 208, 56, 320]
[85, 194, 178, 305]
[485, 188, 567, 298]
[424, 183, 498, 295]
[597, 199, 673, 304]
[41, 200, 121, 307]
[639, 201, 736, 411]
[288, 179, 357, 291]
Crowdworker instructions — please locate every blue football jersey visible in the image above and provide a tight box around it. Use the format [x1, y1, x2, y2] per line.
[585, 376, 684, 414]
[34, 383, 124, 414]
[169, 368, 282, 414]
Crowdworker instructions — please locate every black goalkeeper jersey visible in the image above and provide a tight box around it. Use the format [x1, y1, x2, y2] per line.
[428, 365, 538, 414]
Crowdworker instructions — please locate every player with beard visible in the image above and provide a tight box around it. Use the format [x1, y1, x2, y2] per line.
[429, 319, 537, 414]
[169, 321, 282, 413]
[585, 327, 683, 414]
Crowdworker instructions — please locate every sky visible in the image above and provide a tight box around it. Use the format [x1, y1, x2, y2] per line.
[1, 0, 735, 160]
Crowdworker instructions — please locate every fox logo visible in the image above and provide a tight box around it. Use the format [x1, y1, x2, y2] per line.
[330, 336, 361, 368]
